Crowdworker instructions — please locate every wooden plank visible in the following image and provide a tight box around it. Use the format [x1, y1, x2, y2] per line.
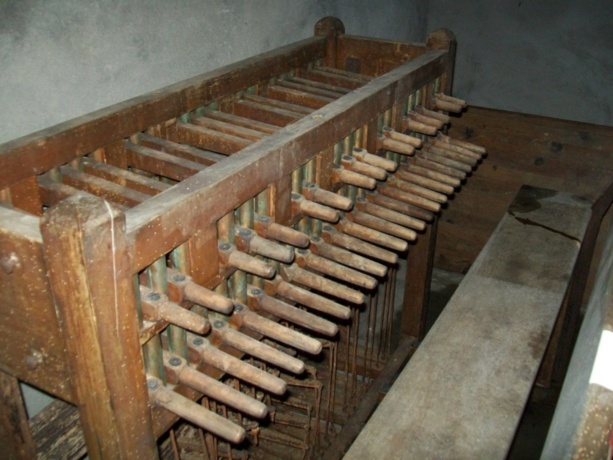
[337, 34, 427, 77]
[346, 186, 591, 460]
[30, 400, 86, 459]
[233, 99, 303, 126]
[138, 133, 227, 166]
[175, 122, 251, 155]
[40, 195, 157, 459]
[126, 50, 449, 272]
[541, 214, 613, 459]
[125, 140, 205, 180]
[81, 158, 170, 195]
[0, 36, 326, 190]
[0, 207, 71, 401]
[264, 85, 334, 109]
[0, 370, 36, 459]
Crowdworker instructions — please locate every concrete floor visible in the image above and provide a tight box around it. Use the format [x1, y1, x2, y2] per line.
[427, 268, 561, 460]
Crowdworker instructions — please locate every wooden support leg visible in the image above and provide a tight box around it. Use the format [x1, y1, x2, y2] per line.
[0, 370, 36, 459]
[41, 195, 158, 460]
[401, 216, 438, 340]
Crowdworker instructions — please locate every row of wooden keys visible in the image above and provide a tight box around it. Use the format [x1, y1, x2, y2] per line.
[130, 94, 485, 443]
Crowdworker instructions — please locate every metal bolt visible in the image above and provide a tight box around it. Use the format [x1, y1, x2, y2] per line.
[169, 357, 182, 367]
[342, 155, 352, 161]
[219, 243, 231, 251]
[255, 215, 269, 222]
[234, 304, 243, 312]
[311, 236, 321, 243]
[193, 337, 204, 346]
[238, 228, 252, 237]
[24, 351, 43, 370]
[304, 182, 315, 189]
[251, 288, 262, 296]
[298, 249, 307, 254]
[323, 225, 333, 231]
[214, 320, 225, 329]
[172, 274, 186, 282]
[0, 253, 19, 274]
[291, 193, 300, 200]
[147, 378, 159, 390]
[147, 292, 161, 301]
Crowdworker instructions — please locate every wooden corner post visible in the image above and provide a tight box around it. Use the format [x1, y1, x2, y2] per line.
[40, 195, 157, 459]
[314, 16, 345, 69]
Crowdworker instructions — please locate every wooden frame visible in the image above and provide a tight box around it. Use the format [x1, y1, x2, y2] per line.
[0, 17, 477, 458]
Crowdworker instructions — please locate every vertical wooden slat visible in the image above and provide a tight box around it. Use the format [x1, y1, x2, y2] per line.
[0, 371, 36, 459]
[401, 217, 438, 340]
[40, 195, 157, 459]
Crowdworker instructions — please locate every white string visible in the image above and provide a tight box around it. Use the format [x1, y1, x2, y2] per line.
[103, 200, 120, 336]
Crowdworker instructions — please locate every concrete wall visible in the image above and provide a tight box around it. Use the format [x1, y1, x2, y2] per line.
[427, 0, 613, 126]
[0, 0, 427, 144]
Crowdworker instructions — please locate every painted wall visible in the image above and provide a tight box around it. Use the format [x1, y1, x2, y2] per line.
[0, 0, 427, 145]
[427, 0, 613, 126]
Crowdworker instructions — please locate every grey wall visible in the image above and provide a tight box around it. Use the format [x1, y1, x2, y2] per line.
[427, 0, 613, 126]
[0, 0, 427, 144]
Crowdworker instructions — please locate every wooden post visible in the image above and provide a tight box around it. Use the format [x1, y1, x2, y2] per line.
[401, 216, 438, 340]
[314, 16, 345, 68]
[0, 371, 36, 459]
[40, 195, 157, 459]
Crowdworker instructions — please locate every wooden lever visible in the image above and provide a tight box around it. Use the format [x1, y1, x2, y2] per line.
[341, 155, 388, 181]
[421, 147, 473, 173]
[364, 191, 435, 222]
[186, 333, 287, 395]
[295, 249, 378, 290]
[140, 285, 210, 334]
[163, 351, 268, 419]
[167, 268, 234, 315]
[409, 156, 466, 180]
[398, 160, 462, 187]
[218, 242, 276, 278]
[402, 116, 438, 136]
[376, 183, 442, 213]
[433, 93, 466, 113]
[354, 197, 426, 231]
[321, 224, 398, 264]
[387, 175, 449, 204]
[280, 264, 366, 305]
[393, 168, 456, 195]
[235, 226, 295, 263]
[352, 148, 397, 172]
[211, 319, 305, 374]
[302, 182, 353, 211]
[436, 133, 486, 156]
[253, 214, 310, 248]
[346, 211, 417, 241]
[147, 376, 246, 444]
[247, 285, 338, 337]
[309, 235, 388, 277]
[428, 140, 481, 164]
[414, 105, 451, 124]
[331, 164, 377, 189]
[270, 277, 352, 320]
[231, 303, 322, 354]
[291, 193, 340, 222]
[382, 127, 423, 148]
[336, 217, 409, 252]
[407, 111, 445, 129]
[376, 135, 415, 156]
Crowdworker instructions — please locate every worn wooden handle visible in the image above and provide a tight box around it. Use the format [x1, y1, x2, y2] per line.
[332, 165, 377, 189]
[147, 376, 246, 444]
[352, 148, 397, 172]
[346, 210, 418, 241]
[382, 127, 423, 148]
[387, 175, 448, 204]
[140, 285, 209, 334]
[309, 236, 388, 277]
[341, 156, 388, 181]
[321, 224, 398, 264]
[337, 217, 410, 251]
[248, 285, 338, 337]
[218, 242, 276, 278]
[393, 169, 456, 195]
[167, 269, 234, 315]
[355, 198, 426, 232]
[281, 264, 365, 305]
[302, 182, 354, 211]
[296, 249, 378, 290]
[274, 278, 352, 320]
[163, 351, 268, 419]
[291, 193, 340, 222]
[254, 214, 310, 248]
[186, 333, 287, 395]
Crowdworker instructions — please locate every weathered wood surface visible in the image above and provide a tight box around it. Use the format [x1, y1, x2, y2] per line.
[0, 36, 327, 190]
[30, 399, 85, 460]
[0, 370, 36, 459]
[436, 106, 613, 274]
[345, 186, 591, 459]
[541, 214, 613, 459]
[41, 195, 157, 459]
[0, 206, 71, 400]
